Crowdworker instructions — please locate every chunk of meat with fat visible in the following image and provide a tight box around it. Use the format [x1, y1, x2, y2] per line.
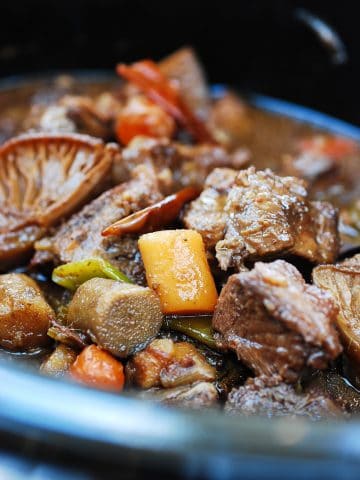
[159, 47, 210, 121]
[32, 165, 163, 284]
[183, 168, 237, 249]
[138, 382, 218, 409]
[186, 167, 339, 269]
[212, 260, 341, 382]
[113, 136, 249, 193]
[225, 376, 343, 419]
[126, 338, 216, 389]
[23, 93, 123, 140]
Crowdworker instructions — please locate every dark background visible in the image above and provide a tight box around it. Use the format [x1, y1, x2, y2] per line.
[0, 0, 359, 123]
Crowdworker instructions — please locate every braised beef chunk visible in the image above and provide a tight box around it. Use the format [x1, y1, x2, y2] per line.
[114, 137, 249, 193]
[213, 260, 341, 382]
[225, 376, 343, 419]
[32, 165, 163, 284]
[215, 167, 339, 270]
[23, 93, 122, 140]
[138, 381, 218, 409]
[183, 168, 238, 249]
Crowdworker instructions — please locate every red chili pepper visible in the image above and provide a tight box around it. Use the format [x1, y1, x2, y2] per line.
[299, 135, 357, 160]
[117, 60, 214, 143]
[102, 187, 200, 237]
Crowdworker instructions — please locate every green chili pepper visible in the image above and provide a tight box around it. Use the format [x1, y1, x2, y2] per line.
[164, 315, 217, 349]
[52, 258, 132, 291]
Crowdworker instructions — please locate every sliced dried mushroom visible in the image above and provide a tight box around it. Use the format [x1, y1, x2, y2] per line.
[0, 133, 118, 266]
[313, 254, 360, 367]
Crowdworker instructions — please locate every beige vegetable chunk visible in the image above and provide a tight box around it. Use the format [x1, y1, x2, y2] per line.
[40, 344, 77, 377]
[0, 273, 55, 350]
[67, 278, 163, 358]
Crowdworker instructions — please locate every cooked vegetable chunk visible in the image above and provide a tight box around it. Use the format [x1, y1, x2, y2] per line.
[0, 273, 55, 350]
[40, 344, 77, 377]
[70, 344, 125, 392]
[52, 257, 131, 291]
[139, 229, 218, 314]
[164, 315, 216, 349]
[67, 278, 163, 357]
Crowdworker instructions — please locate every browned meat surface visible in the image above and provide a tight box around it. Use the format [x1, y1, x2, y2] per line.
[183, 168, 237, 249]
[23, 92, 123, 140]
[313, 254, 360, 370]
[185, 167, 339, 269]
[159, 47, 210, 121]
[213, 260, 341, 382]
[138, 381, 218, 409]
[0, 133, 117, 268]
[208, 92, 253, 148]
[126, 338, 216, 389]
[32, 165, 163, 284]
[114, 136, 249, 193]
[216, 167, 338, 269]
[225, 376, 343, 419]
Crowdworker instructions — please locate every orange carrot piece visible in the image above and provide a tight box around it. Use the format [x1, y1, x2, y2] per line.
[70, 344, 125, 392]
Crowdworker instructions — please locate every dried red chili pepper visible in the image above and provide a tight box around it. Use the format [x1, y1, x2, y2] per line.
[117, 60, 214, 143]
[102, 187, 200, 237]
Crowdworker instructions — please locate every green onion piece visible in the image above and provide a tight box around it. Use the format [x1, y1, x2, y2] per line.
[164, 315, 217, 349]
[52, 258, 132, 291]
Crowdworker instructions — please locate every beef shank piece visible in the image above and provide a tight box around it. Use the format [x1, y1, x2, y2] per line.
[159, 47, 210, 122]
[0, 133, 117, 268]
[183, 168, 237, 249]
[225, 376, 343, 419]
[185, 167, 339, 270]
[32, 164, 163, 284]
[212, 260, 342, 382]
[113, 136, 249, 193]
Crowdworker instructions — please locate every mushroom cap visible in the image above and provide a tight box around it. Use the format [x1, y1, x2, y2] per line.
[0, 133, 119, 266]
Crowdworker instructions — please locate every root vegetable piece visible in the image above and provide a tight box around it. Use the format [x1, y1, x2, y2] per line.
[138, 229, 218, 314]
[70, 344, 125, 392]
[0, 273, 55, 350]
[40, 344, 77, 377]
[67, 278, 163, 357]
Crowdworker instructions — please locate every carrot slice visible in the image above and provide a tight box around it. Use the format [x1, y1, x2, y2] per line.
[70, 344, 125, 392]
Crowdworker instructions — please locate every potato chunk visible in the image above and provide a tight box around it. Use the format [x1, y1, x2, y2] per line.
[67, 278, 163, 358]
[0, 273, 55, 350]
